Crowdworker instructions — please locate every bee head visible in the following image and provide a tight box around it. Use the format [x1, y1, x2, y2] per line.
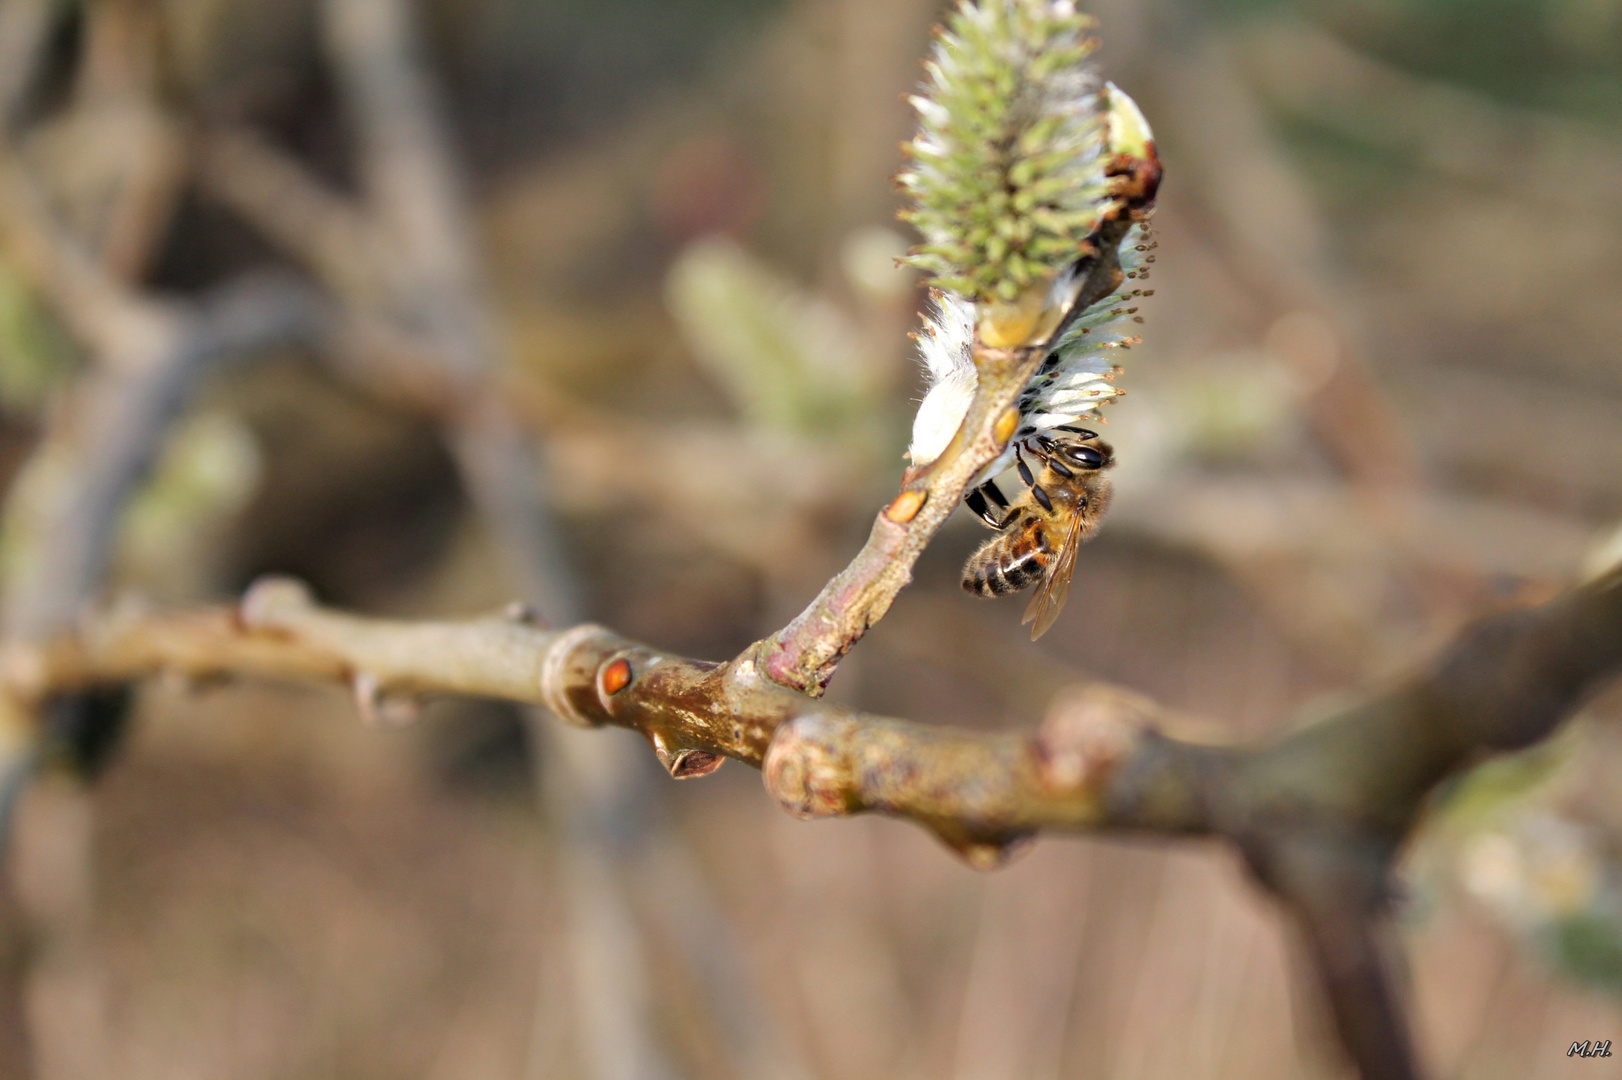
[1055, 435, 1113, 471]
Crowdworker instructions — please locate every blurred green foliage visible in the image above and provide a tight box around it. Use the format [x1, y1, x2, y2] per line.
[1553, 911, 1622, 994]
[0, 265, 73, 414]
[1433, 733, 1572, 828]
[118, 409, 262, 598]
[665, 236, 886, 438]
[1420, 724, 1622, 996]
[1212, 0, 1622, 120]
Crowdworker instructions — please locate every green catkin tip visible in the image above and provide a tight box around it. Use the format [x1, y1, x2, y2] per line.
[897, 0, 1111, 308]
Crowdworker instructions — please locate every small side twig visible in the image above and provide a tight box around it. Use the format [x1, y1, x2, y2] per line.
[196, 126, 391, 311]
[755, 224, 1136, 696]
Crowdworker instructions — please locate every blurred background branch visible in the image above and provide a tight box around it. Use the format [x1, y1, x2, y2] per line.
[0, 0, 811, 1077]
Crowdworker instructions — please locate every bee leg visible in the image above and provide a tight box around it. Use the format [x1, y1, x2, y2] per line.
[1030, 445, 1073, 479]
[1015, 448, 1035, 490]
[965, 485, 1016, 529]
[965, 488, 1000, 528]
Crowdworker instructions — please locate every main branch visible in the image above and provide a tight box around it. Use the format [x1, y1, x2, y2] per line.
[8, 565, 1618, 866]
[4, 563, 1617, 1080]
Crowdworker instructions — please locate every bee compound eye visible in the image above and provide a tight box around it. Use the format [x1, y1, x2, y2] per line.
[1065, 444, 1105, 469]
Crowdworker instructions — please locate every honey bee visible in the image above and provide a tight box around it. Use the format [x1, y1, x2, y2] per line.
[961, 429, 1114, 641]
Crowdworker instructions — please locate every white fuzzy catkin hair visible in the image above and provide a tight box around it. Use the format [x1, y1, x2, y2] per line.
[907, 288, 979, 468]
[907, 221, 1152, 481]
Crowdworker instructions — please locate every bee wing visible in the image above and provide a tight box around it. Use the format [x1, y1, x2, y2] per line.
[1022, 508, 1084, 641]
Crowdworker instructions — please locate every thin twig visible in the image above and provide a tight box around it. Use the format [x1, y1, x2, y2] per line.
[0, 152, 166, 363]
[196, 126, 392, 311]
[0, 0, 53, 131]
[321, 0, 489, 381]
[1147, 12, 1422, 501]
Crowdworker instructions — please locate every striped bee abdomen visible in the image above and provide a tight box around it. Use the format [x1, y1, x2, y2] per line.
[962, 519, 1052, 597]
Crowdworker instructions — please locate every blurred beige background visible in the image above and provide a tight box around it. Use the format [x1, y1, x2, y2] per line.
[1, 0, 1621, 1077]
